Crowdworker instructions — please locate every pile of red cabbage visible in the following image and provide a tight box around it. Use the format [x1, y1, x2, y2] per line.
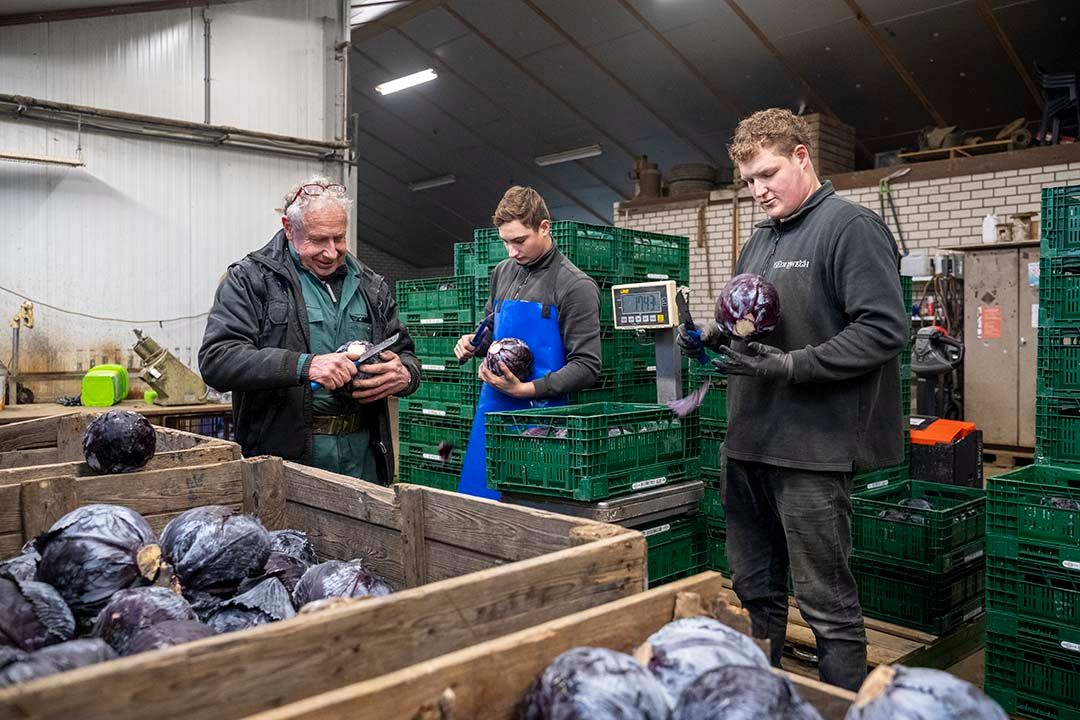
[0, 502, 391, 688]
[715, 273, 781, 339]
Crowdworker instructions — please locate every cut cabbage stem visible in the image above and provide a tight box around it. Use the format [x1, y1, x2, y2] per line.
[853, 663, 895, 708]
[136, 544, 164, 582]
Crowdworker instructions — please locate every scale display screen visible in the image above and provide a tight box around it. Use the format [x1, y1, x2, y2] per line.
[621, 290, 663, 315]
[611, 281, 679, 329]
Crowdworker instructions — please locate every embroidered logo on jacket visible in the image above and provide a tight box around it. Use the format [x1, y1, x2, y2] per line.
[773, 259, 810, 269]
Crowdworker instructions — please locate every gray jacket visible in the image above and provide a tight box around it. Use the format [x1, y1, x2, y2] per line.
[198, 230, 420, 483]
[724, 181, 909, 473]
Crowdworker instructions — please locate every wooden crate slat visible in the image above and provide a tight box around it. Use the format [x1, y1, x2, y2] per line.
[0, 416, 58, 452]
[0, 448, 60, 469]
[0, 484, 21, 535]
[286, 501, 406, 589]
[76, 461, 246, 517]
[283, 462, 398, 530]
[20, 476, 78, 540]
[0, 444, 240, 486]
[0, 532, 24, 558]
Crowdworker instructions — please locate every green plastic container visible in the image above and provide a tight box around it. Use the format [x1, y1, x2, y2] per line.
[1035, 397, 1080, 466]
[1037, 328, 1080, 396]
[398, 461, 460, 491]
[705, 524, 729, 577]
[474, 221, 622, 277]
[985, 610, 1080, 710]
[399, 398, 474, 423]
[411, 324, 473, 371]
[81, 364, 128, 407]
[1041, 185, 1080, 257]
[617, 228, 690, 284]
[688, 361, 728, 432]
[641, 515, 704, 588]
[986, 549, 1080, 628]
[701, 471, 725, 528]
[850, 480, 986, 574]
[453, 242, 477, 276]
[986, 465, 1080, 547]
[396, 276, 475, 316]
[486, 402, 695, 501]
[1039, 255, 1080, 326]
[850, 556, 985, 635]
[852, 463, 909, 492]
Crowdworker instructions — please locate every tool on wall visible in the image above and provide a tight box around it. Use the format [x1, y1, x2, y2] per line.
[6, 301, 34, 406]
[879, 167, 911, 257]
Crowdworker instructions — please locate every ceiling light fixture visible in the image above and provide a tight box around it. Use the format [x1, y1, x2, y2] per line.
[408, 174, 456, 191]
[535, 143, 603, 167]
[376, 68, 437, 95]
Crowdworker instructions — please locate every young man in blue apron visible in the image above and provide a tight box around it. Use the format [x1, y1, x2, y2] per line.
[454, 186, 602, 499]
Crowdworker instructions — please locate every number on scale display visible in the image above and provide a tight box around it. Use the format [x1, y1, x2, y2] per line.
[622, 291, 663, 315]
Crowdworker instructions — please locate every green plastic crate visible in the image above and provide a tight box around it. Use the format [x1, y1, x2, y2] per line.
[901, 274, 913, 308]
[986, 610, 1080, 703]
[411, 324, 473, 370]
[641, 515, 705, 587]
[700, 434, 724, 472]
[701, 471, 725, 528]
[453, 242, 477, 277]
[986, 551, 1080, 628]
[1040, 255, 1080, 325]
[852, 463, 909, 492]
[986, 465, 1080, 547]
[688, 361, 728, 430]
[705, 525, 730, 577]
[399, 414, 471, 472]
[1036, 397, 1080, 465]
[396, 276, 475, 316]
[985, 621, 1080, 719]
[851, 556, 985, 634]
[403, 308, 474, 326]
[569, 381, 625, 405]
[1041, 185, 1080, 257]
[410, 372, 480, 406]
[618, 228, 690, 284]
[984, 681, 1080, 720]
[486, 402, 695, 501]
[474, 222, 622, 277]
[399, 397, 475, 423]
[1037, 328, 1080, 396]
[850, 480, 986, 574]
[398, 461, 460, 491]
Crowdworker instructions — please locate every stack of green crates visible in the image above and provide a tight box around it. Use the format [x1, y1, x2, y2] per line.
[850, 480, 986, 633]
[985, 184, 1080, 719]
[395, 274, 477, 490]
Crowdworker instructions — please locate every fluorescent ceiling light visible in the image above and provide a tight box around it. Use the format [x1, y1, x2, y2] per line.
[408, 174, 455, 191]
[376, 68, 437, 95]
[535, 143, 602, 166]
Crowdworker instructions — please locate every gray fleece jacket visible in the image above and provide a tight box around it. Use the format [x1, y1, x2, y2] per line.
[724, 181, 909, 473]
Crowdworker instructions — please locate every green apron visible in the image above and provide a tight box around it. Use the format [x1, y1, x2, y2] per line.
[291, 248, 379, 481]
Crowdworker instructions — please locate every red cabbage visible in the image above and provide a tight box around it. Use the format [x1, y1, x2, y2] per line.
[0, 639, 116, 688]
[519, 646, 672, 719]
[0, 548, 40, 584]
[715, 273, 781, 339]
[0, 575, 75, 652]
[269, 529, 318, 566]
[34, 504, 163, 620]
[292, 560, 392, 609]
[485, 338, 534, 380]
[160, 506, 271, 595]
[846, 665, 1007, 719]
[90, 586, 196, 655]
[125, 619, 215, 655]
[237, 552, 310, 596]
[205, 577, 295, 634]
[673, 665, 821, 719]
[82, 410, 157, 474]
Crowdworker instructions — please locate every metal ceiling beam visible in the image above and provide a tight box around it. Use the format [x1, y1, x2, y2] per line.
[723, 0, 873, 161]
[975, 0, 1043, 110]
[351, 0, 447, 42]
[842, 0, 947, 126]
[390, 26, 629, 201]
[0, 0, 244, 26]
[354, 48, 612, 224]
[615, 0, 745, 119]
[518, 0, 722, 166]
[441, 4, 639, 165]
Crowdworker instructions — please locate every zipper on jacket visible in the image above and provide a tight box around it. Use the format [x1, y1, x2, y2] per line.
[759, 227, 782, 277]
[321, 280, 337, 304]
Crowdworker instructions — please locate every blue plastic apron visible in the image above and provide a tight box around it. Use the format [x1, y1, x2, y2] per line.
[457, 295, 567, 499]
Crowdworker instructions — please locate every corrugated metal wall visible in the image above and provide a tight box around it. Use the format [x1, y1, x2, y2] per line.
[0, 0, 347, 400]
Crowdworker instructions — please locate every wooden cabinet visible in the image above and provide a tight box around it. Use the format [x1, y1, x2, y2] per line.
[961, 242, 1040, 448]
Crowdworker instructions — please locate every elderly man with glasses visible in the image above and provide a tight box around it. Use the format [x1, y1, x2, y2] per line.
[199, 175, 420, 485]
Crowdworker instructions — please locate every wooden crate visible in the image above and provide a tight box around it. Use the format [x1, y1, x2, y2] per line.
[239, 572, 855, 720]
[0, 457, 645, 720]
[0, 411, 239, 470]
[805, 113, 856, 176]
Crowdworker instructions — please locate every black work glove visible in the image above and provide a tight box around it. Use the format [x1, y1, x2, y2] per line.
[676, 322, 726, 356]
[714, 342, 794, 380]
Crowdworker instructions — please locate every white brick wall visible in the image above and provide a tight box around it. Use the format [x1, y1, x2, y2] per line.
[617, 160, 1080, 320]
